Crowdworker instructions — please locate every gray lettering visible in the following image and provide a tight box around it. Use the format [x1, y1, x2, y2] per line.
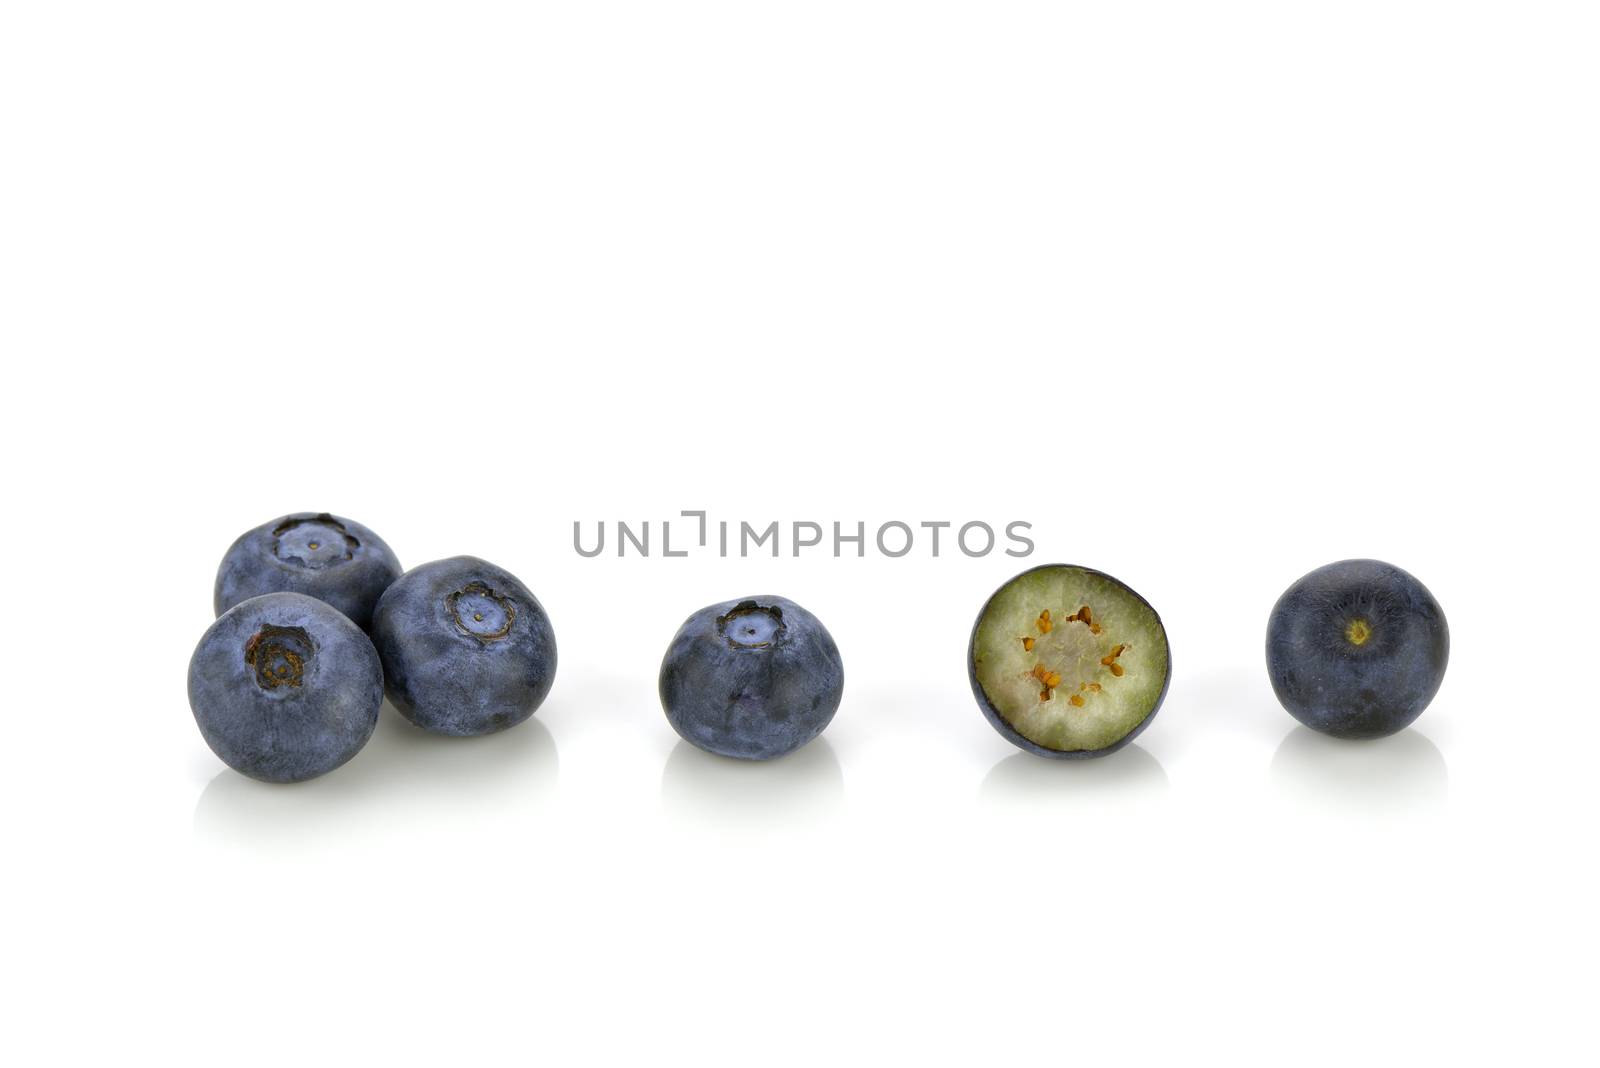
[618, 521, 649, 556]
[793, 521, 823, 556]
[663, 520, 687, 557]
[876, 521, 913, 558]
[958, 521, 995, 557]
[682, 510, 707, 547]
[1005, 521, 1034, 558]
[741, 521, 779, 557]
[834, 521, 865, 557]
[573, 521, 605, 558]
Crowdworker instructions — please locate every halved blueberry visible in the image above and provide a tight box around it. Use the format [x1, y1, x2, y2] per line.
[970, 564, 1170, 758]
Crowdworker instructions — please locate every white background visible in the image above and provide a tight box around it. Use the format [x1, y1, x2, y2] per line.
[3, 2, 1596, 1065]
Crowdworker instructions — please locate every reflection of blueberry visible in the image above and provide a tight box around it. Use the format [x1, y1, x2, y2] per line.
[659, 596, 844, 760]
[213, 512, 401, 631]
[1266, 559, 1449, 739]
[371, 557, 557, 736]
[188, 592, 384, 783]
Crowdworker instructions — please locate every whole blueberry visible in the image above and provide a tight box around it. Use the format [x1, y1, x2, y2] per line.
[1266, 559, 1449, 739]
[371, 556, 557, 736]
[659, 595, 844, 760]
[214, 512, 402, 631]
[188, 592, 384, 783]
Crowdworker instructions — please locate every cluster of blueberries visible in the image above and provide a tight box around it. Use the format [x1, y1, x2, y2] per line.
[188, 512, 1450, 785]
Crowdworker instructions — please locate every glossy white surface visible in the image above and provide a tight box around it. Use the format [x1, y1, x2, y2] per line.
[4, 3, 1594, 1064]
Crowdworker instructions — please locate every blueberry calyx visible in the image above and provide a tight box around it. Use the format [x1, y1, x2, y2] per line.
[243, 624, 313, 691]
[447, 581, 517, 642]
[271, 513, 359, 570]
[716, 601, 785, 649]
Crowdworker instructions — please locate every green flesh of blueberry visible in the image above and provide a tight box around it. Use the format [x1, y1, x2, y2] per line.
[971, 564, 1170, 756]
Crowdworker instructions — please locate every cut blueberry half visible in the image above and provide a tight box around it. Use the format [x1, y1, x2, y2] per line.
[969, 564, 1170, 758]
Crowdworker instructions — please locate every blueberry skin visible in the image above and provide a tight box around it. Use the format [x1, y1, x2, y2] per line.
[371, 556, 557, 736]
[214, 512, 402, 631]
[188, 592, 384, 783]
[1266, 559, 1449, 739]
[659, 595, 844, 761]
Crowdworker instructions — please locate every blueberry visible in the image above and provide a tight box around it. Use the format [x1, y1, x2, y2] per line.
[371, 556, 557, 736]
[659, 596, 844, 760]
[969, 564, 1171, 759]
[188, 592, 384, 783]
[214, 512, 402, 631]
[1266, 559, 1448, 739]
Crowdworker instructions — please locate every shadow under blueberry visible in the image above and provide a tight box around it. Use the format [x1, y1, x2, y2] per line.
[660, 737, 843, 825]
[193, 701, 559, 848]
[1270, 724, 1447, 810]
[979, 744, 1168, 806]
